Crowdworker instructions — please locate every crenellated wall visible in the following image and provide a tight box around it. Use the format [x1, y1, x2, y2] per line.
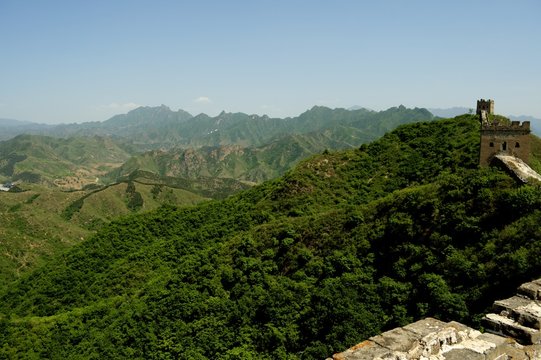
[480, 120, 531, 167]
[477, 99, 532, 167]
[476, 99, 494, 116]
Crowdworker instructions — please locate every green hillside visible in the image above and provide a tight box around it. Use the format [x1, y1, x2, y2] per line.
[0, 135, 134, 188]
[0, 186, 92, 289]
[1, 115, 541, 359]
[66, 181, 208, 230]
[105, 137, 325, 184]
[0, 181, 208, 292]
[529, 134, 541, 173]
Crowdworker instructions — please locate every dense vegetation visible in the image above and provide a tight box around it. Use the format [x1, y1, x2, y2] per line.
[1, 115, 541, 359]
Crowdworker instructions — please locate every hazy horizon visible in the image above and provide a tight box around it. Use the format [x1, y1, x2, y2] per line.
[4, 102, 541, 126]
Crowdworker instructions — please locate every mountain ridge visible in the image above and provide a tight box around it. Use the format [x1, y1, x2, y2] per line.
[0, 105, 432, 147]
[1, 106, 435, 189]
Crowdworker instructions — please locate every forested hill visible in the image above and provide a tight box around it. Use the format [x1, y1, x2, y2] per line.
[2, 115, 541, 359]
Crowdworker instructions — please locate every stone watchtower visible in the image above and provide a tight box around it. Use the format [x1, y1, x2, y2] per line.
[477, 99, 494, 117]
[478, 99, 531, 167]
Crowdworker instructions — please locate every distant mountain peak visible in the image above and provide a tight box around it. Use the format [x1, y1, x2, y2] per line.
[0, 118, 34, 127]
[428, 107, 471, 118]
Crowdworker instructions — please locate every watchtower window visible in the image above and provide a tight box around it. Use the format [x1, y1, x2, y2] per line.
[489, 142, 494, 147]
[515, 142, 520, 148]
[502, 142, 507, 151]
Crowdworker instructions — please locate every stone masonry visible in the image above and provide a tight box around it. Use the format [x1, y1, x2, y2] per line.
[330, 278, 541, 359]
[482, 279, 541, 347]
[477, 99, 531, 167]
[480, 120, 531, 167]
[477, 99, 495, 118]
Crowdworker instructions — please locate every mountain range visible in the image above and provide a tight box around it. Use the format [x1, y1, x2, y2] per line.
[0, 104, 437, 287]
[0, 105, 435, 148]
[0, 105, 435, 187]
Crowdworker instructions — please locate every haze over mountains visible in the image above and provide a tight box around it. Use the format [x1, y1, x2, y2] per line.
[3, 105, 540, 142]
[0, 105, 435, 188]
[0, 105, 432, 146]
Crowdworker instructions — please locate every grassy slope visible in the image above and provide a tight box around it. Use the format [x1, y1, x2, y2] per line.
[70, 182, 207, 229]
[0, 186, 92, 289]
[0, 135, 133, 188]
[0, 181, 208, 293]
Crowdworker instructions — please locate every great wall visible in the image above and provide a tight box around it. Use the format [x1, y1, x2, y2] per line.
[328, 101, 541, 359]
[477, 99, 541, 183]
[329, 279, 541, 359]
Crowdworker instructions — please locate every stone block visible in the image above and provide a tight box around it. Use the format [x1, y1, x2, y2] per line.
[493, 296, 532, 316]
[332, 340, 394, 360]
[523, 344, 541, 360]
[402, 317, 449, 337]
[477, 333, 512, 360]
[513, 302, 541, 330]
[403, 318, 470, 357]
[483, 313, 541, 345]
[369, 327, 420, 353]
[518, 281, 541, 300]
[443, 348, 485, 360]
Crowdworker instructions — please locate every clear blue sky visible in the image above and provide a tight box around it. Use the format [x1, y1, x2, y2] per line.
[1, 0, 540, 123]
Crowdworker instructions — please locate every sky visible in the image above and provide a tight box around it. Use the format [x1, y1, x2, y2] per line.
[1, 0, 540, 124]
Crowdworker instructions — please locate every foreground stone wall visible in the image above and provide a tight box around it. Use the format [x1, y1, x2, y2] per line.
[483, 279, 541, 346]
[493, 155, 541, 183]
[330, 279, 541, 359]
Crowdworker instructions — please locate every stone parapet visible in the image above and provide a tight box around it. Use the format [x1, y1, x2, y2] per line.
[330, 317, 533, 360]
[483, 279, 541, 346]
[519, 280, 541, 300]
[330, 278, 541, 359]
[481, 121, 531, 132]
